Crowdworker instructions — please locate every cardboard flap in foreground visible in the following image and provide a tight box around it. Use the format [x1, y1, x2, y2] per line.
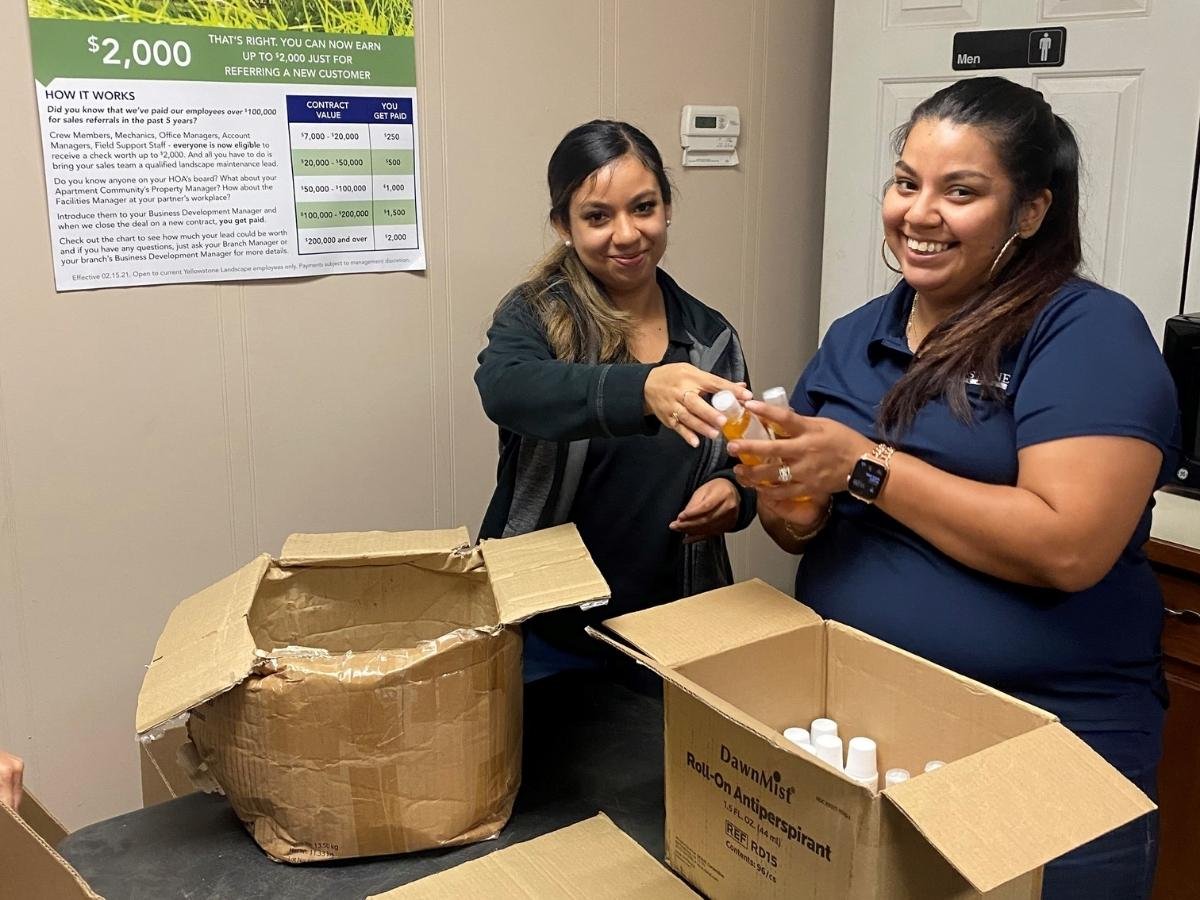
[602, 578, 821, 667]
[0, 799, 102, 899]
[479, 524, 610, 625]
[19, 790, 68, 847]
[136, 555, 270, 734]
[368, 814, 698, 898]
[883, 723, 1156, 893]
[277, 528, 472, 567]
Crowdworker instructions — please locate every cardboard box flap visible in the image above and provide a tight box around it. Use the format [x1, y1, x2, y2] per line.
[479, 524, 610, 625]
[883, 722, 1156, 893]
[587, 625, 787, 753]
[368, 814, 698, 898]
[135, 555, 270, 734]
[19, 790, 68, 848]
[277, 527, 472, 567]
[601, 578, 820, 667]
[1, 799, 102, 899]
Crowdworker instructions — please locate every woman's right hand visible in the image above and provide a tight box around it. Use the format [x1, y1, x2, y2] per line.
[644, 364, 751, 447]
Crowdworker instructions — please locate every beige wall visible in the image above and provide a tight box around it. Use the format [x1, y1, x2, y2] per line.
[0, 0, 833, 829]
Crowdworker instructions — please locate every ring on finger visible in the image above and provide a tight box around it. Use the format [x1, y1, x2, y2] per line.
[681, 388, 698, 404]
[777, 464, 792, 484]
[668, 408, 682, 426]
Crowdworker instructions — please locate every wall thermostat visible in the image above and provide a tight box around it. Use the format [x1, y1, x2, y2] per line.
[680, 105, 740, 167]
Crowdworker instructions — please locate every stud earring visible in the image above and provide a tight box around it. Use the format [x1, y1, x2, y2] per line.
[564, 239, 572, 247]
[880, 239, 902, 274]
[667, 218, 672, 226]
[988, 232, 1022, 281]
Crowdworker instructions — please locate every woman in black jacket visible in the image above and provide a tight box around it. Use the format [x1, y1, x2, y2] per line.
[475, 120, 756, 678]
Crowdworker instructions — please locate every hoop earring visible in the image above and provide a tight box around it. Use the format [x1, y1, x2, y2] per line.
[881, 239, 902, 274]
[988, 232, 1022, 281]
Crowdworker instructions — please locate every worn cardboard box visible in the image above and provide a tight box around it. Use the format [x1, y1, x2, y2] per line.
[589, 579, 1156, 899]
[370, 814, 699, 899]
[135, 523, 609, 863]
[139, 723, 195, 808]
[0, 791, 102, 899]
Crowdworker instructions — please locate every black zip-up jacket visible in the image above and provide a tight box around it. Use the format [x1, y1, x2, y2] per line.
[475, 268, 756, 599]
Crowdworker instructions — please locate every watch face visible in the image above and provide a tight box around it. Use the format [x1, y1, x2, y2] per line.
[849, 458, 888, 501]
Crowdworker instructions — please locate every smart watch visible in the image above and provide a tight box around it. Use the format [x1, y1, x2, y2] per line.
[847, 443, 895, 504]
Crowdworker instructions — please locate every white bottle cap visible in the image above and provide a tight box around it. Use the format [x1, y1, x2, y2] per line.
[711, 390, 741, 415]
[845, 736, 878, 787]
[924, 760, 945, 773]
[814, 733, 844, 770]
[783, 727, 811, 748]
[762, 386, 788, 406]
[884, 768, 910, 787]
[810, 718, 838, 741]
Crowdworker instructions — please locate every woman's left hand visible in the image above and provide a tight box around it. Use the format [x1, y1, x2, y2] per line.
[670, 478, 740, 543]
[729, 400, 874, 500]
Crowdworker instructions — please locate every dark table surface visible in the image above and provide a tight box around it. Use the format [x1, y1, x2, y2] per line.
[60, 672, 665, 899]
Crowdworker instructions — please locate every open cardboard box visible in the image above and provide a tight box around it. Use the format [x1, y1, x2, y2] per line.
[370, 814, 699, 899]
[135, 523, 609, 864]
[589, 579, 1155, 899]
[0, 790, 102, 899]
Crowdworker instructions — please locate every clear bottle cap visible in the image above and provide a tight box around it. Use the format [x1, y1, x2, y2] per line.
[783, 727, 811, 748]
[762, 386, 788, 406]
[845, 736, 877, 781]
[814, 733, 844, 770]
[810, 718, 838, 741]
[711, 390, 740, 415]
[884, 768, 910, 787]
[924, 760, 945, 773]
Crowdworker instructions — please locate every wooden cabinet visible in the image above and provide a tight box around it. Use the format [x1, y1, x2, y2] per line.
[1147, 538, 1200, 900]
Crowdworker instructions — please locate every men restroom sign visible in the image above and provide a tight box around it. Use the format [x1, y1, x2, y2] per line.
[952, 27, 1066, 71]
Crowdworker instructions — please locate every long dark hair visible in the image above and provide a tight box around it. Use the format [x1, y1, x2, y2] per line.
[879, 77, 1083, 437]
[499, 119, 672, 363]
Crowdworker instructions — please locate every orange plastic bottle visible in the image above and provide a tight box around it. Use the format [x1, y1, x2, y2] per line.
[761, 386, 792, 437]
[712, 390, 770, 465]
[761, 385, 810, 502]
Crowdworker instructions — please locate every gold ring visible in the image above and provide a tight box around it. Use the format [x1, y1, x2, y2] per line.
[682, 389, 697, 404]
[778, 465, 793, 484]
[668, 408, 681, 426]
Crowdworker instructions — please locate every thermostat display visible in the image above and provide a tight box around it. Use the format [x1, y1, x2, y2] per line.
[680, 105, 740, 167]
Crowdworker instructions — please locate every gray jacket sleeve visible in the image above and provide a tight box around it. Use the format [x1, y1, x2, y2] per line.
[475, 298, 659, 442]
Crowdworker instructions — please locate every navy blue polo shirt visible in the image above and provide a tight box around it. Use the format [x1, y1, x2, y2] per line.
[793, 279, 1179, 759]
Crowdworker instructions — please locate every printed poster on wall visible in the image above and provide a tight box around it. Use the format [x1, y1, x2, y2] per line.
[26, 1, 425, 291]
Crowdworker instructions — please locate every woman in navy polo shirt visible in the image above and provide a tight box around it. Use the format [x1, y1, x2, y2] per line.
[729, 77, 1177, 899]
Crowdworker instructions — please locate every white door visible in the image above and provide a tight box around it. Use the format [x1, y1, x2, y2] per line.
[820, 1, 1200, 340]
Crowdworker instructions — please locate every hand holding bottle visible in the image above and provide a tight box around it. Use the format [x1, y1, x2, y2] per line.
[729, 400, 874, 501]
[644, 364, 751, 448]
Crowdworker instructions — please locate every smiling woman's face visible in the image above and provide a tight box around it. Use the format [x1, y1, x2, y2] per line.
[882, 118, 1017, 307]
[558, 153, 670, 299]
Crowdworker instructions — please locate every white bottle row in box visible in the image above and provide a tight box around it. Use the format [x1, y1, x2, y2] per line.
[294, 175, 417, 203]
[782, 718, 945, 791]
